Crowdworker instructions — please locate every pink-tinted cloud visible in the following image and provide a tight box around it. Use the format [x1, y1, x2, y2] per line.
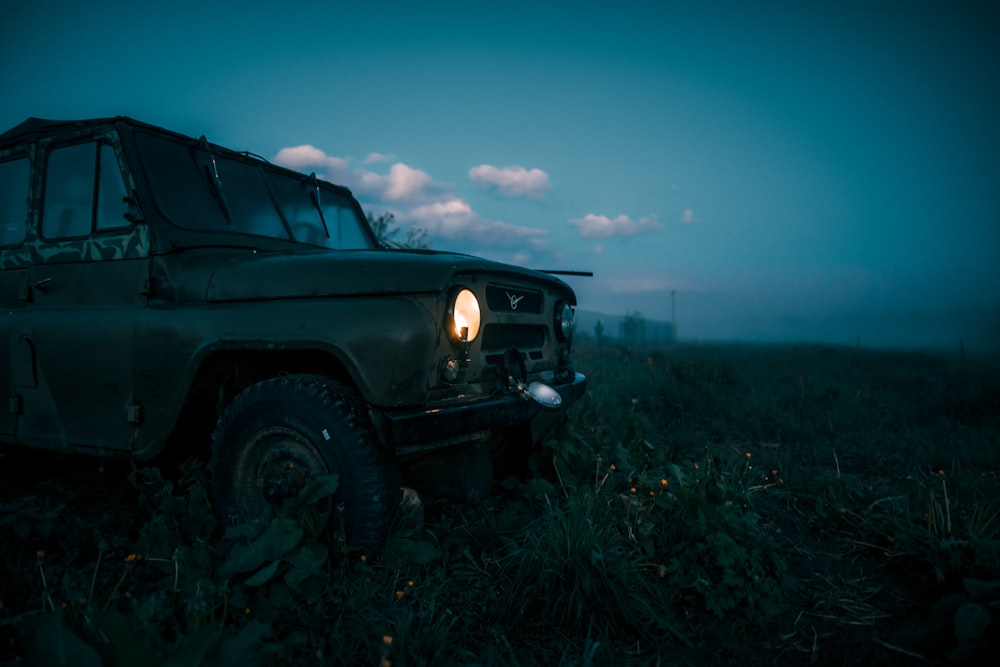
[382, 163, 435, 201]
[273, 145, 350, 180]
[469, 164, 550, 199]
[273, 145, 444, 204]
[408, 197, 547, 248]
[344, 161, 444, 204]
[568, 213, 661, 239]
[681, 208, 698, 224]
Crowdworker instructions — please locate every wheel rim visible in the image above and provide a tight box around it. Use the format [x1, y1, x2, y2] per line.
[234, 426, 329, 517]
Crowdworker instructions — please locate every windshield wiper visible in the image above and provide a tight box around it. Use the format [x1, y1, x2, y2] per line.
[199, 135, 232, 224]
[309, 172, 331, 239]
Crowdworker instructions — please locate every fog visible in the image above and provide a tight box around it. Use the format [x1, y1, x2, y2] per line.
[573, 288, 1000, 354]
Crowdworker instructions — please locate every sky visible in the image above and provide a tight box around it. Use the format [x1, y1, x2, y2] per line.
[3, 0, 998, 350]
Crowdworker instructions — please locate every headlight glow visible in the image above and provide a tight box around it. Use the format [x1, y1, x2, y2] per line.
[449, 288, 481, 342]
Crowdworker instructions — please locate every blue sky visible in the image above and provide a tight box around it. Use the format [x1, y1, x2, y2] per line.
[3, 1, 998, 349]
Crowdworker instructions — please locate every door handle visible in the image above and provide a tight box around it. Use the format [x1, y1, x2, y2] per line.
[32, 278, 53, 291]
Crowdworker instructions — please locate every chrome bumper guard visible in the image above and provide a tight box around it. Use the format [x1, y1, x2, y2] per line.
[379, 372, 587, 448]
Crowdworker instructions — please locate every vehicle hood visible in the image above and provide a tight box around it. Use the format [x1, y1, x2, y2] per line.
[185, 247, 572, 302]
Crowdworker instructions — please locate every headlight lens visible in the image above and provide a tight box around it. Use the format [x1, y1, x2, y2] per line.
[556, 302, 574, 341]
[449, 288, 481, 342]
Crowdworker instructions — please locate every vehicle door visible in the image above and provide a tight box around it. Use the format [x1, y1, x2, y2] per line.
[0, 149, 32, 438]
[17, 137, 151, 452]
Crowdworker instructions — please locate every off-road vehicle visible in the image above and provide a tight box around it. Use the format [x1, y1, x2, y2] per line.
[0, 117, 586, 549]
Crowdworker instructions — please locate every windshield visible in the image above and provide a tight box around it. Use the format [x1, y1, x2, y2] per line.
[133, 130, 375, 249]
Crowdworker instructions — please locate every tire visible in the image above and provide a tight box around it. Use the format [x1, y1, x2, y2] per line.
[211, 374, 397, 551]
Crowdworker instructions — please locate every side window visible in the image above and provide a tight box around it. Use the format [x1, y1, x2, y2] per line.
[42, 142, 128, 239]
[0, 156, 29, 247]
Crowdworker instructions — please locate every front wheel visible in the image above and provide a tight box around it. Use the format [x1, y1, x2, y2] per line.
[210, 375, 397, 551]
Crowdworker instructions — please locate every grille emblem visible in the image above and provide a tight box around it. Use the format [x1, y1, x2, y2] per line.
[506, 291, 525, 311]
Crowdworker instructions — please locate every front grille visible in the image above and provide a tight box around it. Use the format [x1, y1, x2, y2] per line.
[486, 284, 543, 313]
[484, 350, 543, 365]
[481, 324, 545, 352]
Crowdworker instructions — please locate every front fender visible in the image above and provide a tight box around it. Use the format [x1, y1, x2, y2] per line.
[131, 295, 439, 456]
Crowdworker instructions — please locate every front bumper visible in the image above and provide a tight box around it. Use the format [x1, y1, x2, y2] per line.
[377, 372, 587, 451]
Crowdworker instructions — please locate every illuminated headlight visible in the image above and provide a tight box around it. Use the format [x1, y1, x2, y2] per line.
[555, 302, 574, 342]
[448, 288, 481, 342]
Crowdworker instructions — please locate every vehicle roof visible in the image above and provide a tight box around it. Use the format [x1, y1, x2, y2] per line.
[0, 116, 160, 147]
[0, 116, 356, 196]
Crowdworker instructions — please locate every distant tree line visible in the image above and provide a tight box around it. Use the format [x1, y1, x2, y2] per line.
[366, 211, 430, 249]
[587, 311, 675, 348]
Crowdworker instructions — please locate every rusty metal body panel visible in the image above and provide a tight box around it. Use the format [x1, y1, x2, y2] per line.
[0, 116, 585, 461]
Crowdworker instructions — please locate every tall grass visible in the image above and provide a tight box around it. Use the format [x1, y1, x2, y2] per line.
[2, 342, 998, 665]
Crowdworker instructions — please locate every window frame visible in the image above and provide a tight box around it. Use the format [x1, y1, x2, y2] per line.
[40, 139, 130, 241]
[0, 151, 32, 249]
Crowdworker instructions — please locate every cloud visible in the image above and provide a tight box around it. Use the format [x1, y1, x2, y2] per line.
[274, 145, 444, 204]
[408, 197, 547, 248]
[469, 164, 550, 199]
[382, 163, 436, 201]
[568, 213, 661, 239]
[681, 208, 698, 224]
[347, 161, 446, 204]
[272, 145, 350, 179]
[363, 152, 389, 164]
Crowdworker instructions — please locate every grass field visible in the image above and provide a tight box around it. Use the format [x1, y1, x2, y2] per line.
[2, 342, 999, 665]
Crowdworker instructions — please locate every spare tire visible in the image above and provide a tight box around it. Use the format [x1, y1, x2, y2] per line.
[211, 374, 397, 551]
